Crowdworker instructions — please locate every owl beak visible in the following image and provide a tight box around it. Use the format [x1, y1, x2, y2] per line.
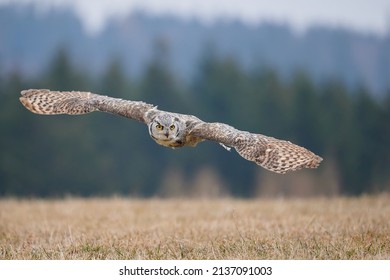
[164, 131, 169, 138]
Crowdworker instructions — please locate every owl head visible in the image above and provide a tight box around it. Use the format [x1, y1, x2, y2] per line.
[148, 113, 185, 147]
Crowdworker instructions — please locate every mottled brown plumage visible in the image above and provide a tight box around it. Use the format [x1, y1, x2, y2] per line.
[20, 89, 322, 173]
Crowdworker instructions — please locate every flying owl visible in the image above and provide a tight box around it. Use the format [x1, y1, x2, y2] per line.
[19, 89, 322, 174]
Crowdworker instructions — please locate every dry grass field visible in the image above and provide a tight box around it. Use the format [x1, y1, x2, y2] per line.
[0, 195, 389, 259]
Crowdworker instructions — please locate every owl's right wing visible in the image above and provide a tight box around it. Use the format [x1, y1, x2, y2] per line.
[20, 89, 154, 123]
[189, 120, 322, 174]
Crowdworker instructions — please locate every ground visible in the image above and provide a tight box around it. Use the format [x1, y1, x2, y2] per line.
[0, 195, 389, 259]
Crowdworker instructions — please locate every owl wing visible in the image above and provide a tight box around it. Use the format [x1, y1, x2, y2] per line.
[20, 89, 154, 123]
[189, 121, 323, 174]
[20, 89, 323, 173]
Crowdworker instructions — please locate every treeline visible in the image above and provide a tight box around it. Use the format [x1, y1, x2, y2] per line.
[0, 48, 389, 197]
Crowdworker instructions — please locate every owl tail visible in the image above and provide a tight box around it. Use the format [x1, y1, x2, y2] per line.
[20, 89, 98, 115]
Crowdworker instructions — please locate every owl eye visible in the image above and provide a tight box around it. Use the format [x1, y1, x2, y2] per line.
[156, 123, 163, 130]
[169, 124, 176, 130]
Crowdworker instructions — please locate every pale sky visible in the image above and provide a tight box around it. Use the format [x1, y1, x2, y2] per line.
[2, 0, 390, 35]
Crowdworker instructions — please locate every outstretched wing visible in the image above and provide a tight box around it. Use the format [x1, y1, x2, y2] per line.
[190, 121, 322, 174]
[20, 89, 323, 173]
[20, 89, 154, 123]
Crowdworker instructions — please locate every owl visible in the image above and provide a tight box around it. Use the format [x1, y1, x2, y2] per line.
[19, 89, 322, 174]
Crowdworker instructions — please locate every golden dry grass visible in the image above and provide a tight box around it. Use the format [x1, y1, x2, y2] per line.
[0, 195, 389, 259]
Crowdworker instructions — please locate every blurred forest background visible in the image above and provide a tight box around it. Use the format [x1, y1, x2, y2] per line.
[1, 3, 390, 198]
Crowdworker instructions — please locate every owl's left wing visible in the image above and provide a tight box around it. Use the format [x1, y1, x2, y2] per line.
[20, 89, 154, 123]
[189, 120, 322, 174]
